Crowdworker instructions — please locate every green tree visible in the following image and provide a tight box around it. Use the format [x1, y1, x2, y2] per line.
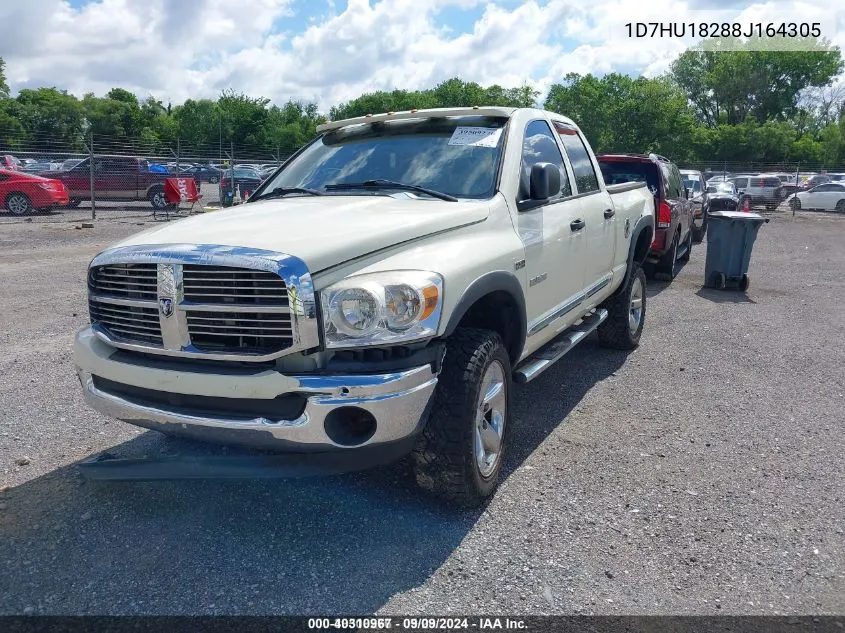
[0, 57, 9, 100]
[544, 73, 697, 161]
[13, 87, 84, 150]
[670, 43, 843, 126]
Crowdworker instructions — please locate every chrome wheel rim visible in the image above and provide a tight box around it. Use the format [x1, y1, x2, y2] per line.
[7, 195, 28, 215]
[629, 276, 644, 334]
[474, 360, 506, 478]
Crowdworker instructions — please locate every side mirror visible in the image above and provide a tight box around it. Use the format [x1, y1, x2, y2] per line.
[529, 162, 561, 200]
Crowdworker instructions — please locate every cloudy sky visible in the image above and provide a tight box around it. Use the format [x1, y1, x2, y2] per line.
[1, 0, 843, 111]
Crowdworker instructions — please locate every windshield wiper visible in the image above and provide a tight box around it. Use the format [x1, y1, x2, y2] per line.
[324, 179, 458, 202]
[250, 186, 324, 201]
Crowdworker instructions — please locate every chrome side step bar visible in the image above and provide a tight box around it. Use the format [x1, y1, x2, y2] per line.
[513, 308, 608, 384]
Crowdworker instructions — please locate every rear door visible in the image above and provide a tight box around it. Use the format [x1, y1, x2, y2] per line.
[553, 121, 615, 298]
[514, 119, 587, 337]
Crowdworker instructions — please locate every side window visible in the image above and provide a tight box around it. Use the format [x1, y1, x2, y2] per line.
[663, 164, 682, 199]
[520, 120, 571, 201]
[553, 122, 599, 194]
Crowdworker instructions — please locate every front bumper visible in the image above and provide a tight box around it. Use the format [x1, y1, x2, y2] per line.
[74, 327, 439, 453]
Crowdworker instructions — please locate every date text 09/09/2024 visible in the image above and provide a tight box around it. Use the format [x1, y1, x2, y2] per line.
[625, 22, 822, 38]
[307, 617, 528, 630]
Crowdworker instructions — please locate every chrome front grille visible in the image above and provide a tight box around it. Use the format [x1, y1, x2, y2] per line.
[88, 301, 162, 346]
[88, 264, 157, 300]
[182, 265, 289, 306]
[186, 310, 294, 352]
[85, 249, 315, 361]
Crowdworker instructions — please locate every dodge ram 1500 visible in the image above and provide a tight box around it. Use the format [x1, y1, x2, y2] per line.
[74, 107, 655, 505]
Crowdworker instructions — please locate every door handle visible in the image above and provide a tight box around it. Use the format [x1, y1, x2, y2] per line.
[570, 218, 585, 231]
[603, 208, 615, 219]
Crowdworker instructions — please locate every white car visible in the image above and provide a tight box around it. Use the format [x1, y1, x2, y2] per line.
[788, 182, 845, 212]
[73, 106, 655, 505]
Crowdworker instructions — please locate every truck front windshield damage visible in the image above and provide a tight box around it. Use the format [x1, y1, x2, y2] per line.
[257, 116, 507, 200]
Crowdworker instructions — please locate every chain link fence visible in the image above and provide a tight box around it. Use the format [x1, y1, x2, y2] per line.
[4, 133, 845, 222]
[1, 134, 297, 222]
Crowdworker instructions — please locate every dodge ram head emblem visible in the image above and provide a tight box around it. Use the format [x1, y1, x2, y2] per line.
[159, 297, 174, 318]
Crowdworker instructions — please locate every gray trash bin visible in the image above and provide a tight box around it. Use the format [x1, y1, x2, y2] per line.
[704, 211, 769, 291]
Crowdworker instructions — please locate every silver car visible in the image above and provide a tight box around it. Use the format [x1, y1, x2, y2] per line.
[743, 174, 784, 210]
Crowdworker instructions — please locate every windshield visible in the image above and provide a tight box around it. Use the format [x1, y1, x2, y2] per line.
[708, 182, 735, 194]
[682, 178, 701, 193]
[258, 116, 507, 199]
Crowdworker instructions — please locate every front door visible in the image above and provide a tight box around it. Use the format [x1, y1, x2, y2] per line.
[514, 119, 587, 342]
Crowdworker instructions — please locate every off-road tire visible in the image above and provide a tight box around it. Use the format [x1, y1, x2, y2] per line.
[597, 263, 646, 350]
[411, 328, 511, 507]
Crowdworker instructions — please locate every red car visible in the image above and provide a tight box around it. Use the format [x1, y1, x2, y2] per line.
[0, 169, 70, 215]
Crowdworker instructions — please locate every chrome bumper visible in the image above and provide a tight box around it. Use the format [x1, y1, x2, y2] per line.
[74, 327, 438, 451]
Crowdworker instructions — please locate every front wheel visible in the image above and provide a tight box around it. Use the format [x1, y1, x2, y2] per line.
[412, 328, 511, 507]
[209, 175, 219, 184]
[597, 263, 646, 350]
[692, 218, 706, 243]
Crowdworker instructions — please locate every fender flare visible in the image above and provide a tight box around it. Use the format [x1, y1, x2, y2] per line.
[617, 214, 655, 293]
[442, 270, 527, 361]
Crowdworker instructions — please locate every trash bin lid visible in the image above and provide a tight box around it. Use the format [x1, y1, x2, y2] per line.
[709, 210, 768, 222]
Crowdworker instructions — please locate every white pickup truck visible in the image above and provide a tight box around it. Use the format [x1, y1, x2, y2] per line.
[74, 107, 654, 505]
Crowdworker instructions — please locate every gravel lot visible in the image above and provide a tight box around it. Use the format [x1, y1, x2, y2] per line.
[0, 209, 843, 616]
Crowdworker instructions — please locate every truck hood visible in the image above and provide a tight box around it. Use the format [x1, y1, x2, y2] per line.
[111, 195, 490, 272]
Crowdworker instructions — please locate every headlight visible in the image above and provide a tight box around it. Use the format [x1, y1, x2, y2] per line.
[319, 271, 443, 348]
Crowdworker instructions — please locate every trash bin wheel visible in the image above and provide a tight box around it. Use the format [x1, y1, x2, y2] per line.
[714, 272, 726, 290]
[739, 274, 750, 292]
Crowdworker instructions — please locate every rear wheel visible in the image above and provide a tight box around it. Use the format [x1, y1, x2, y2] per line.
[5, 192, 32, 216]
[739, 274, 750, 292]
[680, 228, 692, 262]
[835, 199, 845, 213]
[597, 264, 646, 350]
[149, 187, 167, 210]
[412, 328, 511, 507]
[66, 198, 82, 208]
[657, 230, 679, 278]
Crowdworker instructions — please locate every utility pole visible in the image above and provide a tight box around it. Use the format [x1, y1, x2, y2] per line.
[86, 131, 96, 221]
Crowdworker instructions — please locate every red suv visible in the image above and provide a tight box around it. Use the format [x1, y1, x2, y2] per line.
[598, 153, 695, 280]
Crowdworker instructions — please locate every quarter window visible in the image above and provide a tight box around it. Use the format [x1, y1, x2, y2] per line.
[520, 120, 571, 200]
[553, 122, 599, 194]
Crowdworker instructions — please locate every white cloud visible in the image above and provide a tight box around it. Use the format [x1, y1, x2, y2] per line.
[1, 0, 843, 111]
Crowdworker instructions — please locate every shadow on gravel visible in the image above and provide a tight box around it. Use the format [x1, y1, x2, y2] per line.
[695, 287, 757, 304]
[0, 339, 625, 615]
[643, 261, 691, 298]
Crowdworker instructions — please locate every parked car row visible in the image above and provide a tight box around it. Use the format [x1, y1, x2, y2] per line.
[701, 170, 845, 211]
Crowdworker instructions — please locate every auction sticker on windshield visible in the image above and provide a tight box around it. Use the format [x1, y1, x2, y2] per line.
[448, 126, 503, 148]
